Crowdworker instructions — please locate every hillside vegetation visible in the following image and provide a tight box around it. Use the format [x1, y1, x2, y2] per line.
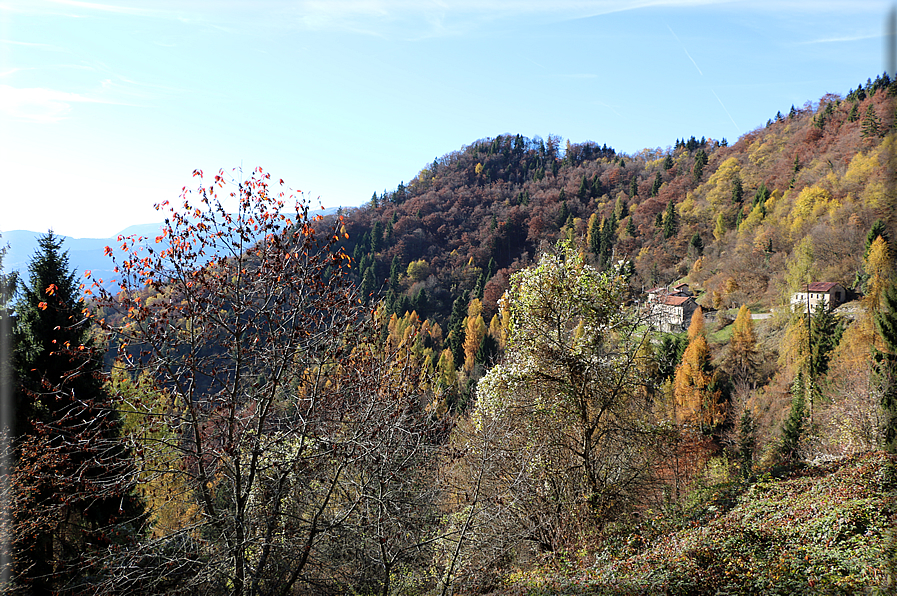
[336, 74, 895, 323]
[4, 75, 896, 595]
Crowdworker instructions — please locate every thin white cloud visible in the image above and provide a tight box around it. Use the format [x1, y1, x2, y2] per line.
[265, 0, 873, 31]
[798, 32, 881, 44]
[38, 0, 156, 16]
[0, 39, 62, 51]
[257, 0, 740, 37]
[0, 84, 123, 122]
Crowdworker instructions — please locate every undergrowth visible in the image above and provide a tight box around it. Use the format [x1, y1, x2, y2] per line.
[485, 451, 896, 596]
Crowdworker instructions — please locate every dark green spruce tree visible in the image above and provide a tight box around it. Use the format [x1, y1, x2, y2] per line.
[663, 200, 678, 239]
[12, 232, 144, 594]
[447, 291, 469, 371]
[875, 278, 897, 452]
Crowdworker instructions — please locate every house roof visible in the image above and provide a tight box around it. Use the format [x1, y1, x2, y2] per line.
[672, 283, 689, 290]
[802, 282, 842, 292]
[658, 295, 694, 307]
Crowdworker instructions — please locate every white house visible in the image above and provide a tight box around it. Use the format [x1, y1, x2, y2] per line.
[790, 282, 847, 313]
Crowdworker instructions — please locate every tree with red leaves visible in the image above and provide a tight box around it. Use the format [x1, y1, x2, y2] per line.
[92, 168, 447, 596]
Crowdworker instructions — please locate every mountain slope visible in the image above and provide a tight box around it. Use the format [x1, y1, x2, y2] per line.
[331, 74, 895, 328]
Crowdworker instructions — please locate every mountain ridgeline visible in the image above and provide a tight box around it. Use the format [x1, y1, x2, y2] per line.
[332, 74, 896, 329]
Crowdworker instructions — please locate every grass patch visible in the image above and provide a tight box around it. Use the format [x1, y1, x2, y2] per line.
[708, 322, 734, 344]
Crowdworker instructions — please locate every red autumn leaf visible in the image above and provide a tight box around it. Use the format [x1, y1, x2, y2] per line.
[38, 302, 48, 310]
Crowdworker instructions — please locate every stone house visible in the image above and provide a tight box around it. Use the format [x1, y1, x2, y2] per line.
[650, 294, 699, 332]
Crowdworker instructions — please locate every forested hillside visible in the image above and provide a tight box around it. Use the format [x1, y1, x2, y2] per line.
[3, 75, 896, 595]
[336, 74, 895, 322]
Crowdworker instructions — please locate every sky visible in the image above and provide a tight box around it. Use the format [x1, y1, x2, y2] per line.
[0, 0, 894, 239]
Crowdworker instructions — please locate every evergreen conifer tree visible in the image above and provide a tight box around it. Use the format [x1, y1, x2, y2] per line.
[693, 148, 708, 180]
[12, 232, 144, 592]
[663, 200, 678, 239]
[650, 172, 662, 197]
[588, 213, 601, 257]
[447, 291, 469, 371]
[862, 104, 881, 138]
[865, 219, 890, 260]
[875, 279, 897, 452]
[389, 255, 401, 293]
[359, 265, 377, 300]
[578, 175, 589, 200]
[738, 408, 756, 479]
[590, 174, 603, 198]
[780, 373, 807, 464]
[600, 213, 617, 270]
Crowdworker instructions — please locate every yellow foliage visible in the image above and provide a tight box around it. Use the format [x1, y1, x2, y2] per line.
[673, 334, 711, 423]
[687, 306, 704, 341]
[586, 212, 599, 249]
[678, 192, 697, 217]
[467, 297, 483, 319]
[842, 149, 879, 189]
[462, 312, 486, 372]
[110, 369, 200, 537]
[747, 134, 786, 169]
[499, 296, 510, 349]
[828, 315, 874, 376]
[732, 304, 755, 347]
[488, 314, 502, 341]
[406, 258, 431, 282]
[864, 237, 891, 313]
[788, 185, 832, 239]
[779, 315, 809, 374]
[436, 348, 456, 389]
[738, 202, 765, 236]
[691, 257, 704, 274]
[784, 235, 818, 294]
[724, 277, 739, 295]
[728, 305, 760, 382]
[861, 180, 887, 211]
[713, 212, 728, 241]
[704, 157, 742, 207]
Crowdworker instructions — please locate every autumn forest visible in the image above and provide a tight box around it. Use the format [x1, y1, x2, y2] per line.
[2, 74, 897, 595]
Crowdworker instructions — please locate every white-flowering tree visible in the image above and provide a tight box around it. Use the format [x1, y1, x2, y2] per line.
[462, 241, 658, 554]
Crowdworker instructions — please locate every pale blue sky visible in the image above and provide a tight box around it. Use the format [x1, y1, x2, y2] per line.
[0, 0, 892, 238]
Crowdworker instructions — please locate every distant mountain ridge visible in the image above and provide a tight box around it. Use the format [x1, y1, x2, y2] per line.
[1, 225, 166, 284]
[2, 208, 341, 287]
